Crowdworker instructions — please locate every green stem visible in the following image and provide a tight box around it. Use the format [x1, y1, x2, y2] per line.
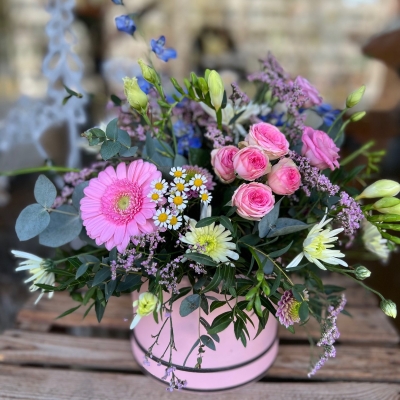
[334, 120, 351, 143]
[340, 140, 375, 167]
[327, 108, 347, 135]
[47, 208, 78, 217]
[0, 166, 80, 177]
[54, 249, 107, 265]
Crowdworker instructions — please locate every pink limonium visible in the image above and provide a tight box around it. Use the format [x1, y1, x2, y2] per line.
[233, 145, 271, 181]
[246, 122, 289, 160]
[80, 160, 161, 253]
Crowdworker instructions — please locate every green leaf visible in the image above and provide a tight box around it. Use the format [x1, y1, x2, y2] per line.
[117, 129, 131, 149]
[55, 305, 81, 319]
[183, 339, 200, 367]
[185, 252, 217, 267]
[189, 147, 210, 167]
[267, 218, 311, 238]
[117, 274, 142, 292]
[101, 141, 121, 160]
[323, 285, 345, 295]
[106, 118, 119, 141]
[208, 311, 232, 335]
[16, 204, 50, 241]
[238, 234, 260, 246]
[234, 317, 245, 340]
[202, 268, 223, 293]
[145, 132, 155, 157]
[83, 302, 95, 318]
[34, 284, 59, 292]
[119, 145, 138, 158]
[299, 301, 309, 321]
[268, 241, 293, 258]
[75, 263, 89, 279]
[170, 78, 185, 95]
[219, 216, 234, 235]
[110, 94, 122, 106]
[263, 259, 274, 275]
[72, 181, 89, 210]
[82, 287, 96, 305]
[170, 286, 192, 303]
[226, 206, 237, 217]
[195, 216, 219, 228]
[292, 287, 303, 302]
[106, 279, 117, 301]
[95, 299, 106, 322]
[89, 128, 106, 138]
[200, 295, 209, 314]
[39, 205, 82, 247]
[179, 294, 201, 317]
[34, 175, 57, 208]
[258, 198, 283, 238]
[174, 154, 187, 167]
[270, 267, 281, 296]
[228, 110, 246, 125]
[200, 335, 216, 350]
[64, 85, 83, 98]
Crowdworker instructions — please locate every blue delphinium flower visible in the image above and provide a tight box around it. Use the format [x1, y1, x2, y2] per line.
[137, 76, 152, 94]
[111, 0, 124, 5]
[115, 15, 136, 35]
[151, 36, 177, 62]
[314, 104, 341, 127]
[174, 120, 201, 156]
[261, 111, 286, 127]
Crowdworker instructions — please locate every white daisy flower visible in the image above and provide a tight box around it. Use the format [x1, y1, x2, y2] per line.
[199, 189, 212, 205]
[286, 214, 347, 270]
[153, 207, 171, 228]
[150, 178, 168, 194]
[169, 167, 187, 179]
[168, 191, 188, 211]
[12, 250, 55, 304]
[180, 220, 239, 263]
[168, 214, 183, 230]
[170, 178, 189, 193]
[147, 190, 164, 204]
[189, 174, 207, 191]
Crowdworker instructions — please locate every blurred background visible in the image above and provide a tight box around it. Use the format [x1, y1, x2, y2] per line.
[1, 0, 400, 331]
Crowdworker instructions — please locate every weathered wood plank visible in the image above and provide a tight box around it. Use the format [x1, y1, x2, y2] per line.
[16, 292, 399, 344]
[1, 330, 399, 382]
[0, 365, 399, 400]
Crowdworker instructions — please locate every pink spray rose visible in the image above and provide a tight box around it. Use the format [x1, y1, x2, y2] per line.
[268, 158, 301, 195]
[301, 126, 340, 171]
[233, 145, 271, 181]
[211, 145, 239, 183]
[246, 122, 289, 160]
[232, 182, 275, 221]
[294, 76, 323, 107]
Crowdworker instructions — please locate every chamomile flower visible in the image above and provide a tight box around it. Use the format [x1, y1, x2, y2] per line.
[12, 250, 55, 304]
[199, 189, 212, 205]
[168, 214, 183, 230]
[286, 213, 347, 270]
[148, 190, 164, 203]
[189, 174, 207, 191]
[153, 207, 171, 228]
[151, 178, 168, 194]
[170, 167, 187, 179]
[181, 220, 239, 263]
[168, 191, 188, 211]
[170, 178, 189, 193]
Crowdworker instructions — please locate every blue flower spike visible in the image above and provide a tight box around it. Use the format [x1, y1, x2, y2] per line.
[111, 0, 124, 5]
[150, 36, 177, 62]
[115, 15, 136, 35]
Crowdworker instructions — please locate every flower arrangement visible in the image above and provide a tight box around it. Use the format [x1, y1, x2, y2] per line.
[10, 9, 399, 392]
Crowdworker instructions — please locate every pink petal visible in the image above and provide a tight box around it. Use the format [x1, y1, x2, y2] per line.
[127, 220, 139, 236]
[114, 224, 127, 245]
[116, 162, 127, 180]
[134, 212, 146, 225]
[104, 166, 117, 180]
[128, 160, 144, 182]
[117, 235, 130, 253]
[100, 224, 116, 242]
[139, 220, 155, 234]
[98, 171, 114, 185]
[105, 238, 116, 250]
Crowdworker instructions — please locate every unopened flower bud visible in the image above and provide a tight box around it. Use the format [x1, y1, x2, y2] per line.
[373, 197, 400, 215]
[355, 266, 371, 280]
[123, 77, 148, 112]
[197, 77, 208, 94]
[138, 59, 158, 85]
[350, 111, 366, 122]
[346, 85, 365, 108]
[355, 180, 400, 200]
[380, 299, 397, 318]
[208, 70, 224, 111]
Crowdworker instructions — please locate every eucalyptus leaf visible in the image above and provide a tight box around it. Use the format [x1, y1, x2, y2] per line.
[16, 204, 50, 241]
[101, 141, 121, 160]
[34, 175, 57, 208]
[106, 118, 119, 140]
[185, 252, 217, 267]
[258, 198, 283, 238]
[75, 263, 89, 279]
[117, 129, 131, 148]
[299, 301, 309, 321]
[117, 274, 142, 292]
[39, 204, 82, 247]
[200, 335, 216, 350]
[263, 259, 274, 275]
[72, 181, 89, 210]
[174, 154, 187, 167]
[145, 132, 155, 157]
[119, 146, 138, 158]
[267, 218, 311, 238]
[179, 294, 201, 317]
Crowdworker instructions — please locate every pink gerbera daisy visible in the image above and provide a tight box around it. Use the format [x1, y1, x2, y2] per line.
[80, 160, 161, 253]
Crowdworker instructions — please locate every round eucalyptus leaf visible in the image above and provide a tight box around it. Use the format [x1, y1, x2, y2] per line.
[34, 175, 57, 208]
[39, 204, 82, 247]
[15, 204, 50, 241]
[72, 181, 89, 210]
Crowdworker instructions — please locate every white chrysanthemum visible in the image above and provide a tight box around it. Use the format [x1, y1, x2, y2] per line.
[153, 207, 171, 228]
[362, 220, 390, 263]
[189, 174, 207, 191]
[167, 214, 183, 230]
[199, 189, 212, 205]
[12, 250, 55, 304]
[169, 167, 187, 179]
[286, 214, 347, 270]
[181, 220, 239, 263]
[170, 178, 189, 193]
[150, 178, 168, 194]
[168, 191, 188, 211]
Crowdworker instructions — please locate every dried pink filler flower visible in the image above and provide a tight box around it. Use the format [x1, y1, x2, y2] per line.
[81, 160, 161, 252]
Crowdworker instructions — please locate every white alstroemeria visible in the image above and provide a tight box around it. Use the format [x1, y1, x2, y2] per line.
[286, 214, 347, 270]
[200, 204, 212, 220]
[362, 220, 390, 264]
[131, 292, 160, 329]
[12, 250, 55, 304]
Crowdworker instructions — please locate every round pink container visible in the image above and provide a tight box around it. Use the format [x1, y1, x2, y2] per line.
[130, 287, 279, 392]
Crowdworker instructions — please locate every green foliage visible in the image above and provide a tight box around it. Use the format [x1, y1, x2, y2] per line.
[16, 204, 50, 241]
[34, 175, 57, 207]
[179, 294, 201, 317]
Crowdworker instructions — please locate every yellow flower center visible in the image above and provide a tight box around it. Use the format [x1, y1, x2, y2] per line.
[170, 216, 178, 226]
[117, 195, 130, 210]
[306, 236, 327, 258]
[173, 196, 183, 206]
[194, 178, 203, 187]
[155, 182, 164, 190]
[198, 233, 218, 254]
[176, 182, 185, 191]
[201, 193, 209, 201]
[174, 171, 183, 178]
[151, 193, 160, 201]
[157, 213, 168, 223]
